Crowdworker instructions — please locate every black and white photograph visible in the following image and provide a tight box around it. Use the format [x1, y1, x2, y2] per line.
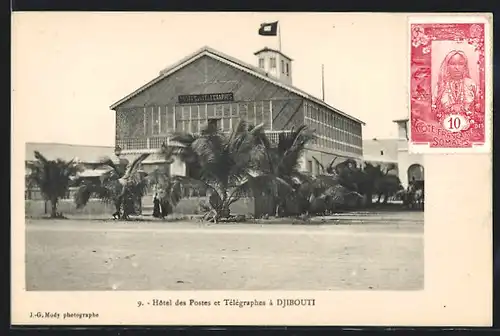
[12, 12, 490, 326]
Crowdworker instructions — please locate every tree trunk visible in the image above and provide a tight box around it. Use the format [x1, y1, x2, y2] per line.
[50, 198, 58, 218]
[376, 194, 382, 204]
[214, 190, 230, 222]
[383, 194, 389, 204]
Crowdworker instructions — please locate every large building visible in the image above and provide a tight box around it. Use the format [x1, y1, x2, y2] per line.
[393, 118, 424, 188]
[110, 46, 365, 177]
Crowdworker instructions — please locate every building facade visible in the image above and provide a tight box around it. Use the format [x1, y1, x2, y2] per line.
[25, 142, 117, 200]
[110, 46, 365, 177]
[362, 138, 399, 176]
[393, 118, 424, 188]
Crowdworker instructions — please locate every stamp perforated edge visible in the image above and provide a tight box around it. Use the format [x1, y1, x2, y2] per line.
[407, 14, 492, 154]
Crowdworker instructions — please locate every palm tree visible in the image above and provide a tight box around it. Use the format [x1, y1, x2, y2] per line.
[145, 164, 185, 218]
[73, 153, 150, 219]
[372, 163, 402, 203]
[319, 160, 374, 207]
[329, 161, 403, 207]
[26, 151, 83, 218]
[247, 125, 316, 217]
[166, 120, 264, 223]
[300, 157, 364, 214]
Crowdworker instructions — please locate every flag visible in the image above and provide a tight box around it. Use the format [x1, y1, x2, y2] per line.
[258, 21, 278, 36]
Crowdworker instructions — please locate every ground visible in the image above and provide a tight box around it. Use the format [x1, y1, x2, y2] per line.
[25, 211, 423, 291]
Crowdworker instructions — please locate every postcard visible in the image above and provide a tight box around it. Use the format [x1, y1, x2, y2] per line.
[12, 12, 492, 326]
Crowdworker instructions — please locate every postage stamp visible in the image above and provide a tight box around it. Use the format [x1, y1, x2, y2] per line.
[408, 15, 492, 153]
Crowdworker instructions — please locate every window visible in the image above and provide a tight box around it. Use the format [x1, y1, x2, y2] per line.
[307, 160, 313, 172]
[238, 103, 249, 120]
[270, 57, 276, 69]
[281, 60, 285, 73]
[262, 101, 271, 130]
[248, 103, 256, 124]
[215, 104, 223, 118]
[207, 104, 215, 118]
[255, 102, 263, 126]
[286, 62, 289, 76]
[152, 107, 160, 135]
[259, 58, 265, 69]
[398, 122, 408, 139]
[208, 118, 221, 131]
[380, 150, 384, 156]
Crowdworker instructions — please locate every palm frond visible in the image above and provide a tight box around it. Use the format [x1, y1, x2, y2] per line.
[227, 119, 249, 145]
[325, 157, 339, 174]
[170, 132, 197, 145]
[276, 126, 314, 175]
[313, 174, 340, 189]
[121, 153, 150, 180]
[33, 151, 49, 165]
[99, 157, 122, 174]
[170, 175, 213, 196]
[159, 144, 175, 164]
[384, 163, 398, 175]
[235, 173, 294, 201]
[74, 182, 107, 208]
[146, 167, 168, 186]
[312, 156, 325, 174]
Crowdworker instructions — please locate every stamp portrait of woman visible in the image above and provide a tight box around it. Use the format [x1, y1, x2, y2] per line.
[432, 50, 481, 121]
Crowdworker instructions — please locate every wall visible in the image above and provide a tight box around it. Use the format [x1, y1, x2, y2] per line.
[301, 149, 361, 175]
[25, 198, 255, 217]
[116, 56, 298, 110]
[362, 139, 398, 163]
[271, 98, 304, 130]
[304, 101, 363, 157]
[396, 144, 424, 188]
[146, 197, 255, 217]
[25, 199, 117, 217]
[393, 120, 424, 188]
[255, 50, 293, 85]
[169, 156, 186, 176]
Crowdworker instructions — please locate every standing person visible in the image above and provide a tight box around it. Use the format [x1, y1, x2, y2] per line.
[152, 192, 161, 218]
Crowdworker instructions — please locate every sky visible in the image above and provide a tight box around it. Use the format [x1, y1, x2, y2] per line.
[13, 12, 410, 147]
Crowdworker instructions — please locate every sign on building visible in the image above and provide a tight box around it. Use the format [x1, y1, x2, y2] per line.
[178, 93, 234, 104]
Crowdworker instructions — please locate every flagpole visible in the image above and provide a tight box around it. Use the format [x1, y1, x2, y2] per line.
[278, 23, 282, 51]
[321, 64, 325, 101]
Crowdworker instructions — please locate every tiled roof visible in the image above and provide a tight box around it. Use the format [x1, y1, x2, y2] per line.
[25, 142, 117, 164]
[110, 46, 365, 125]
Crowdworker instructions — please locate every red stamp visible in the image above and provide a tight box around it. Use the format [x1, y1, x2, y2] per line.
[409, 16, 492, 153]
